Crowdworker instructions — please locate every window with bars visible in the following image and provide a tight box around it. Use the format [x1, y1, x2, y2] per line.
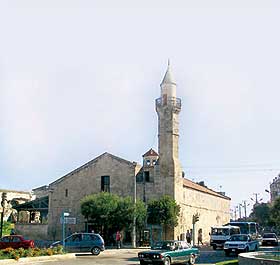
[101, 175, 110, 192]
[144, 171, 150, 182]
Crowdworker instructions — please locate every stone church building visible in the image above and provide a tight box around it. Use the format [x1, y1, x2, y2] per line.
[23, 63, 231, 242]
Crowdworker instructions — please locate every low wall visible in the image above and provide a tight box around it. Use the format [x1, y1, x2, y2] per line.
[15, 223, 48, 240]
[239, 252, 280, 265]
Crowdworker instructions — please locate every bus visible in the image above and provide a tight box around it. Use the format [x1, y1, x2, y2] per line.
[225, 222, 260, 239]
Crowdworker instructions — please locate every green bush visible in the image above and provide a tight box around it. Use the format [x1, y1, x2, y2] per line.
[216, 260, 238, 265]
[0, 246, 66, 260]
[2, 221, 14, 236]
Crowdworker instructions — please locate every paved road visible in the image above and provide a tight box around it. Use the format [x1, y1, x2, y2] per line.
[26, 246, 237, 265]
[19, 245, 279, 265]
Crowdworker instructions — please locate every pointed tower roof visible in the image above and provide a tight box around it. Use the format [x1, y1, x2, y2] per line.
[161, 59, 176, 85]
[142, 148, 159, 157]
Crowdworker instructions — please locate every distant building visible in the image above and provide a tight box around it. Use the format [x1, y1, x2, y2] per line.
[270, 174, 280, 203]
[0, 189, 32, 222]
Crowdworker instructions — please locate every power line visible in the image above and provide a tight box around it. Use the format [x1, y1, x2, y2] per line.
[181, 166, 280, 174]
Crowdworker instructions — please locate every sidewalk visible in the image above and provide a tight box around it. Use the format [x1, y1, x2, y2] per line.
[0, 254, 76, 264]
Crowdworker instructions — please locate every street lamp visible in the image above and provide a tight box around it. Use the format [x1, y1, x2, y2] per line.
[0, 192, 7, 238]
[61, 211, 70, 248]
[132, 174, 136, 248]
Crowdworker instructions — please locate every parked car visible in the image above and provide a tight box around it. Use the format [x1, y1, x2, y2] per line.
[50, 233, 105, 255]
[0, 235, 35, 249]
[138, 240, 199, 265]
[223, 234, 259, 256]
[261, 233, 278, 246]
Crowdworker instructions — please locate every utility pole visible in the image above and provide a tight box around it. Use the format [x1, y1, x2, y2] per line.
[238, 204, 242, 220]
[251, 193, 262, 206]
[234, 206, 238, 221]
[253, 193, 259, 204]
[242, 201, 249, 220]
[0, 192, 7, 238]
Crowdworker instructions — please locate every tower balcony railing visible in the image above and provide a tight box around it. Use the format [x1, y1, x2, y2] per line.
[155, 97, 181, 109]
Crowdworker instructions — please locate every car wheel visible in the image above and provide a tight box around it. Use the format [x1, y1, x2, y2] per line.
[213, 245, 217, 250]
[188, 254, 196, 265]
[164, 257, 171, 265]
[91, 247, 101, 255]
[140, 261, 147, 265]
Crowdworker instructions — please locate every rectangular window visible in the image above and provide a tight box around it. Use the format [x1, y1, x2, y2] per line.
[101, 176, 110, 192]
[144, 171, 150, 182]
[65, 189, 68, 197]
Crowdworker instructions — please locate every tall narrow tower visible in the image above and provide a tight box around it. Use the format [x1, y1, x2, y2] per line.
[155, 61, 182, 197]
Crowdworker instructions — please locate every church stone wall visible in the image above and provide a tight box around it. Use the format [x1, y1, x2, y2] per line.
[175, 186, 230, 243]
[47, 153, 140, 240]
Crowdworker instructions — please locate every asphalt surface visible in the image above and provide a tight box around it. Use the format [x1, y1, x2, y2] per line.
[1, 245, 278, 265]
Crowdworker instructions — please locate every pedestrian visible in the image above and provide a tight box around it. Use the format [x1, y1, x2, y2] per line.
[116, 230, 122, 249]
[67, 227, 72, 236]
[186, 230, 191, 244]
[10, 228, 15, 235]
[198, 228, 203, 246]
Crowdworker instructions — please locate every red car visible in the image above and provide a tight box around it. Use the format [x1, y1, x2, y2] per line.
[0, 235, 35, 249]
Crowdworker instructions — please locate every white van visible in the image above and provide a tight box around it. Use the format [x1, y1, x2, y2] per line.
[210, 225, 240, 250]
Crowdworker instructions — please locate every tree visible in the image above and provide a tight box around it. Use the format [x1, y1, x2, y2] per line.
[270, 197, 280, 232]
[147, 195, 180, 227]
[80, 192, 147, 237]
[81, 192, 119, 231]
[249, 203, 271, 227]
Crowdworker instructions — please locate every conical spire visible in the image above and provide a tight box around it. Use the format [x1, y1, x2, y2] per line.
[161, 59, 176, 85]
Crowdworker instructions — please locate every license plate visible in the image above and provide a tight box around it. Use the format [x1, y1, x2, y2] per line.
[231, 249, 236, 252]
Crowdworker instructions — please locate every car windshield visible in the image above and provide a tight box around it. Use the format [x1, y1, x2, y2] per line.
[263, 234, 276, 238]
[152, 241, 176, 250]
[230, 235, 248, 241]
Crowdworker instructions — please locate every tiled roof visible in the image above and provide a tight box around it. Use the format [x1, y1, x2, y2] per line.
[183, 178, 231, 200]
[142, 148, 159, 157]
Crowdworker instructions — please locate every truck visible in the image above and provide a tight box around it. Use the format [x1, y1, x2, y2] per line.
[210, 225, 240, 250]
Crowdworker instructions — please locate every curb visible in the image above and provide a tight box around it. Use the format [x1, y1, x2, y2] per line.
[0, 253, 76, 264]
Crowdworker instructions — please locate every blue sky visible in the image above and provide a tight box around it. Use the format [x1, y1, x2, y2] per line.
[1, 0, 280, 216]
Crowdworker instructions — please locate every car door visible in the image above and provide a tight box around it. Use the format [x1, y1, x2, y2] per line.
[0, 236, 11, 248]
[171, 242, 183, 263]
[79, 234, 93, 252]
[176, 242, 187, 263]
[11, 236, 22, 249]
[247, 236, 257, 251]
[65, 233, 82, 252]
[181, 242, 192, 263]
